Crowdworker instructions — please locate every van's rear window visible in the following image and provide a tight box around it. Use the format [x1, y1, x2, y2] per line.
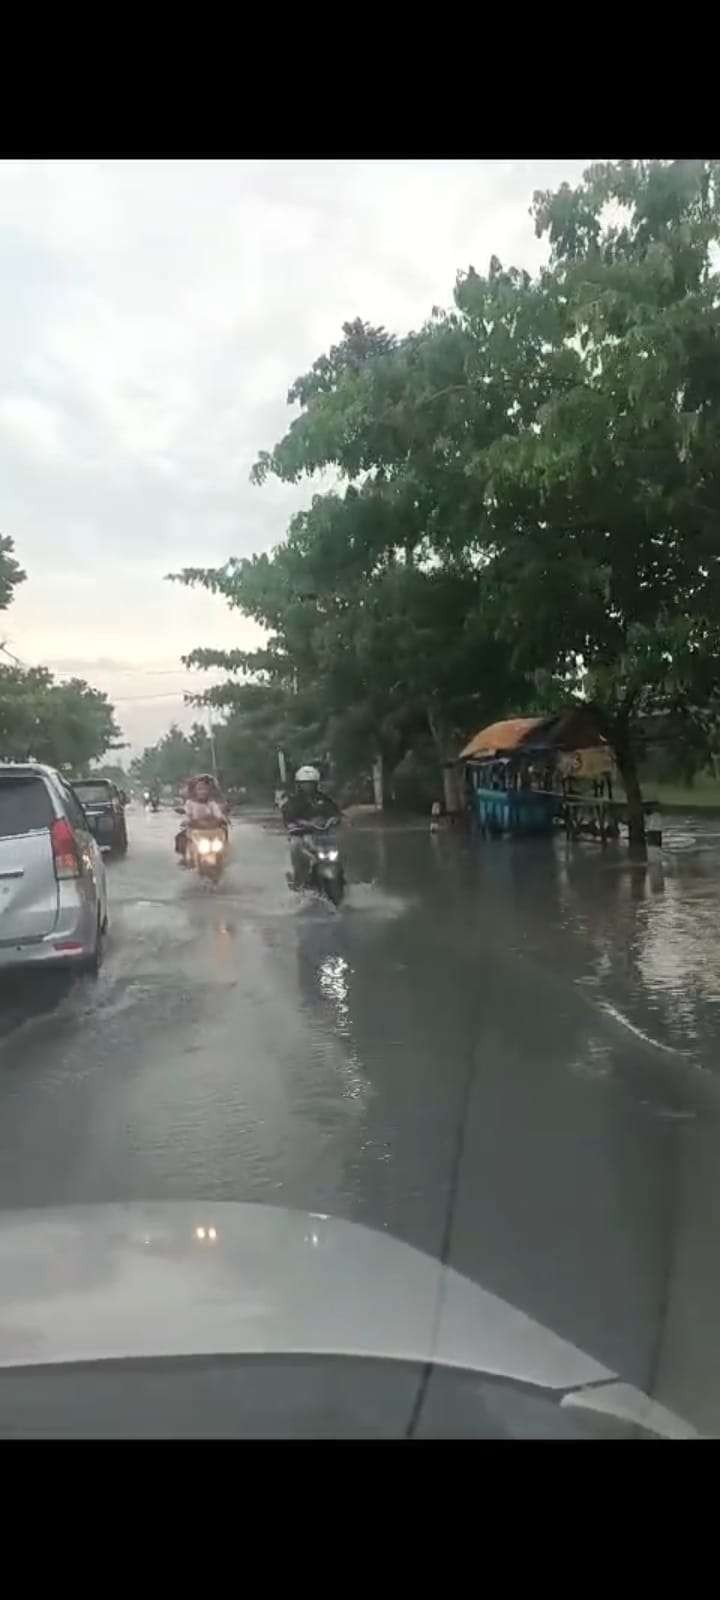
[0, 777, 54, 837]
[73, 783, 111, 805]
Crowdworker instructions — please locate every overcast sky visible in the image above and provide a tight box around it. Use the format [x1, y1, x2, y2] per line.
[0, 159, 589, 757]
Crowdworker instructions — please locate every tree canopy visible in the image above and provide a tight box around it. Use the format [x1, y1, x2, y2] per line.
[0, 533, 123, 771]
[172, 162, 720, 841]
[0, 664, 123, 769]
[0, 535, 25, 614]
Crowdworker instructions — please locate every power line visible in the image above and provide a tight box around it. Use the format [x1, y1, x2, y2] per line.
[2, 644, 214, 704]
[112, 690, 192, 703]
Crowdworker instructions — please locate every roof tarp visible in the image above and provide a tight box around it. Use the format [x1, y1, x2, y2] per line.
[459, 718, 545, 760]
[459, 709, 608, 762]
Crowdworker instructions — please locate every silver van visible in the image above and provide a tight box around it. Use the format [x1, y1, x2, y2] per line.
[0, 764, 109, 975]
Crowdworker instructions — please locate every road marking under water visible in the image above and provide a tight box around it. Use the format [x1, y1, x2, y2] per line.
[597, 999, 694, 1058]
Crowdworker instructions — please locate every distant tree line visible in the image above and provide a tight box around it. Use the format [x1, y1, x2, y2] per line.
[130, 715, 290, 798]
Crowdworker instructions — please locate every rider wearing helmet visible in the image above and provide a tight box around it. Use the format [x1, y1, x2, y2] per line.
[175, 774, 227, 863]
[282, 765, 341, 889]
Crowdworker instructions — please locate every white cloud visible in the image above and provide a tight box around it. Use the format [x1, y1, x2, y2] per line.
[0, 392, 65, 461]
[0, 157, 591, 752]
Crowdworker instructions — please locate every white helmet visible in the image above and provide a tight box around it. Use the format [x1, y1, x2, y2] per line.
[295, 765, 320, 783]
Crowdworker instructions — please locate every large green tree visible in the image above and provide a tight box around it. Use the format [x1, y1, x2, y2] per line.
[0, 534, 121, 769]
[258, 171, 720, 841]
[175, 549, 530, 796]
[174, 164, 720, 839]
[474, 160, 720, 845]
[172, 320, 532, 796]
[0, 665, 123, 768]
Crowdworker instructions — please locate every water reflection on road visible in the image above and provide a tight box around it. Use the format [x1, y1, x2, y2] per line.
[291, 815, 720, 1432]
[1, 807, 720, 1432]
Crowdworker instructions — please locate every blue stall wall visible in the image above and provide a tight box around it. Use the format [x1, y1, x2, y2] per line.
[473, 786, 558, 836]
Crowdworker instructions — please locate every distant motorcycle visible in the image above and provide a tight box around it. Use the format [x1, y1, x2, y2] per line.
[287, 816, 345, 906]
[185, 824, 228, 883]
[144, 790, 160, 813]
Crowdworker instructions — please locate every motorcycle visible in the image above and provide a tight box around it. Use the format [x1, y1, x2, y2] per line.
[287, 816, 345, 906]
[143, 791, 160, 813]
[185, 824, 228, 883]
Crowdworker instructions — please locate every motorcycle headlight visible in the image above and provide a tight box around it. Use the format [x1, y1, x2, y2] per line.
[318, 848, 339, 861]
[197, 837, 212, 855]
[209, 837, 224, 853]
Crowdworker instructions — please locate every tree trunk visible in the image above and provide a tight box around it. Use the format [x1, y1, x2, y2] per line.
[613, 733, 646, 858]
[588, 701, 647, 857]
[440, 763, 460, 816]
[371, 754, 384, 811]
[426, 706, 451, 763]
[427, 706, 459, 813]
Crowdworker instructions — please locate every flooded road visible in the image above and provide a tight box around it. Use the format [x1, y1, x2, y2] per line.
[1, 805, 720, 1432]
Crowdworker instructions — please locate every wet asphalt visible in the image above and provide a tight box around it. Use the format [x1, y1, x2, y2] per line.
[1, 803, 720, 1431]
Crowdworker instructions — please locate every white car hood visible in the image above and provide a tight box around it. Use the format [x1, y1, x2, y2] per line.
[0, 1202, 697, 1436]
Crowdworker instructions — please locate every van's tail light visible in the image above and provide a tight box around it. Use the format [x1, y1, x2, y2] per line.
[51, 817, 81, 879]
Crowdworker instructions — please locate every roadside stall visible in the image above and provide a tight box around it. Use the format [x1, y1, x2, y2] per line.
[459, 716, 563, 837]
[456, 710, 661, 846]
[458, 710, 620, 840]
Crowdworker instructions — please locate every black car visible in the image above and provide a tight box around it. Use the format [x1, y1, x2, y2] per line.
[72, 779, 128, 856]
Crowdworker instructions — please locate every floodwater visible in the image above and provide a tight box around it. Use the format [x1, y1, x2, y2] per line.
[1, 806, 720, 1433]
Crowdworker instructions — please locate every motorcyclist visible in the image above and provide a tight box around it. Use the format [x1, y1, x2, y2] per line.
[175, 774, 228, 865]
[281, 765, 342, 890]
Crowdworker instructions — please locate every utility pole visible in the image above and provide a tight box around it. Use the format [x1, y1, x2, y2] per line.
[207, 707, 218, 783]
